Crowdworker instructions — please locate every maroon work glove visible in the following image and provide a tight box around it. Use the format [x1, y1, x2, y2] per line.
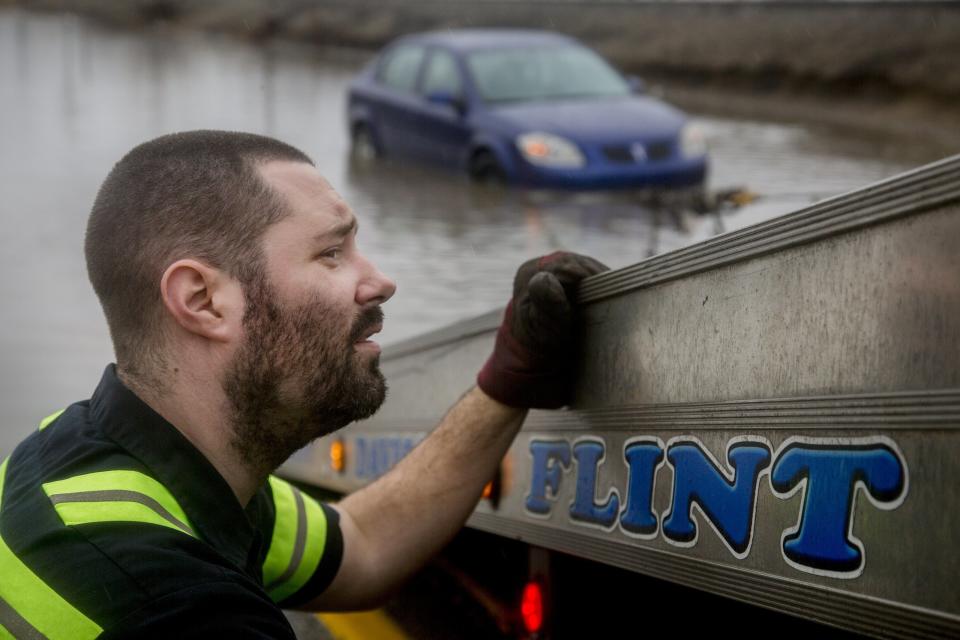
[477, 251, 609, 409]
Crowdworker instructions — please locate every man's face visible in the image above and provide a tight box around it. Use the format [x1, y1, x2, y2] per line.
[222, 161, 396, 474]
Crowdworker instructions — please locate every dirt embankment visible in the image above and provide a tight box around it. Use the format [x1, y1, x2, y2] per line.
[8, 0, 960, 153]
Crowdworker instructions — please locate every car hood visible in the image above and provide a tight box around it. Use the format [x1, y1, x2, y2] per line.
[487, 96, 687, 143]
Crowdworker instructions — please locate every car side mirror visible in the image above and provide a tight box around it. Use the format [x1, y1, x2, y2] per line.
[426, 91, 467, 116]
[626, 75, 646, 95]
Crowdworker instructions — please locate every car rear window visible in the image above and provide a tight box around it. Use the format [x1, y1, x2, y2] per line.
[467, 45, 630, 103]
[377, 45, 426, 93]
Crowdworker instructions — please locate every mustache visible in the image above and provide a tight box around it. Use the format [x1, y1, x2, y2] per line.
[349, 306, 385, 344]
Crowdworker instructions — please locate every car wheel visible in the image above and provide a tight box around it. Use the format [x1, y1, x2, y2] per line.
[470, 151, 506, 185]
[351, 124, 380, 162]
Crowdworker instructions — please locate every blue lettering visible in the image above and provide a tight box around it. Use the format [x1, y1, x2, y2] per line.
[570, 440, 620, 528]
[770, 442, 906, 574]
[355, 437, 368, 478]
[366, 441, 376, 477]
[353, 437, 420, 480]
[387, 439, 398, 469]
[663, 439, 771, 556]
[619, 439, 664, 536]
[526, 440, 571, 515]
[379, 441, 389, 475]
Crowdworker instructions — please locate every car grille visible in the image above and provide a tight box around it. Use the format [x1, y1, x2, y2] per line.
[603, 140, 673, 164]
[603, 146, 633, 164]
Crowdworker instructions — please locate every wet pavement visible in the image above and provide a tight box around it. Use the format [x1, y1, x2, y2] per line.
[0, 7, 939, 456]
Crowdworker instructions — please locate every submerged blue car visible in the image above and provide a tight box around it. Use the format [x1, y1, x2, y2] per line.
[347, 29, 708, 191]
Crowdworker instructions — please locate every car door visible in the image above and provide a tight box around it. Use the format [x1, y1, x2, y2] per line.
[408, 48, 473, 168]
[371, 44, 427, 157]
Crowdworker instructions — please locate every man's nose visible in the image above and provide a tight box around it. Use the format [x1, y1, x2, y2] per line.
[356, 257, 396, 305]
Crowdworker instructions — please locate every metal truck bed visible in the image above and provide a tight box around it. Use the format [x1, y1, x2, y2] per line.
[282, 155, 960, 638]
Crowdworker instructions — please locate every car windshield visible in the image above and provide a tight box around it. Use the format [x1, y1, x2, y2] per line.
[466, 45, 631, 103]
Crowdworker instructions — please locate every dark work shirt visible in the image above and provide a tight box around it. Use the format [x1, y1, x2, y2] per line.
[0, 366, 343, 638]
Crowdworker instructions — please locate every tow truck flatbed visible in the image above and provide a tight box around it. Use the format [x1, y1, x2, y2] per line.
[283, 155, 960, 638]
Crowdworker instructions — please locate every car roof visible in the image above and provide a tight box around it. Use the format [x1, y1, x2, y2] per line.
[397, 29, 577, 54]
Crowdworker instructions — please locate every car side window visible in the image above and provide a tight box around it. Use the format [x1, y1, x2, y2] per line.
[421, 50, 463, 97]
[377, 45, 426, 93]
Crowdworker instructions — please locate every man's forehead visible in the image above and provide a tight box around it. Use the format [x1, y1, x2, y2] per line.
[259, 159, 355, 226]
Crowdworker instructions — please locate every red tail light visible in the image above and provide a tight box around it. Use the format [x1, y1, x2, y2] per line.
[520, 581, 544, 634]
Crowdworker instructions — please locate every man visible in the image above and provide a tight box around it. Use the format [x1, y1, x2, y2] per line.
[0, 131, 606, 638]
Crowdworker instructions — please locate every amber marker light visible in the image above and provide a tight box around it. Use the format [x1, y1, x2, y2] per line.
[481, 461, 505, 508]
[482, 481, 494, 500]
[330, 439, 345, 474]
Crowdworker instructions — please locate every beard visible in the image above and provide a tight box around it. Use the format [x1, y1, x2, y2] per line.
[222, 273, 387, 476]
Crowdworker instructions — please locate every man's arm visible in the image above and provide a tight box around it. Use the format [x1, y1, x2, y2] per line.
[307, 386, 524, 610]
[300, 252, 607, 610]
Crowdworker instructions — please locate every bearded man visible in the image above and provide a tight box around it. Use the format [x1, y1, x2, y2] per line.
[0, 130, 606, 638]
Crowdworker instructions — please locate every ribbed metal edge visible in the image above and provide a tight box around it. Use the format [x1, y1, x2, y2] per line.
[578, 154, 960, 303]
[467, 512, 960, 639]
[528, 390, 960, 431]
[367, 390, 960, 432]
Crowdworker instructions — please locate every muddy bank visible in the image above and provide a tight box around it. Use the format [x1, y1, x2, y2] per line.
[7, 0, 960, 153]
[10, 1, 960, 96]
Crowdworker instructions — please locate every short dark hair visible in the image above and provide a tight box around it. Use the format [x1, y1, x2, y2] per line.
[85, 130, 314, 385]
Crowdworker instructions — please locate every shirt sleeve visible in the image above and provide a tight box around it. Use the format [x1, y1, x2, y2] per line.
[259, 476, 344, 609]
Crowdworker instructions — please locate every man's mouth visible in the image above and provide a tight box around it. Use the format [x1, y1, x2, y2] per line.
[351, 306, 385, 350]
[354, 322, 383, 344]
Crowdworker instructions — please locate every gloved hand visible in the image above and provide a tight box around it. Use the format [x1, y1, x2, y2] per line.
[477, 251, 609, 409]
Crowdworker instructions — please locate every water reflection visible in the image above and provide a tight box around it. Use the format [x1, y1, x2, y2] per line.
[0, 7, 924, 455]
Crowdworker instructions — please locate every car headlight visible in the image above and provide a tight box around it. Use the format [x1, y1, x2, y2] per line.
[516, 132, 585, 169]
[680, 123, 707, 158]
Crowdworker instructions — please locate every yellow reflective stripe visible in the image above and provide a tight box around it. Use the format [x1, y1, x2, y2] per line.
[263, 476, 329, 603]
[43, 470, 194, 537]
[50, 501, 190, 537]
[262, 477, 298, 589]
[0, 459, 103, 639]
[38, 409, 65, 431]
[279, 490, 327, 602]
[0, 595, 43, 640]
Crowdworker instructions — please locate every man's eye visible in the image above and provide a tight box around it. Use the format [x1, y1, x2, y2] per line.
[319, 247, 342, 260]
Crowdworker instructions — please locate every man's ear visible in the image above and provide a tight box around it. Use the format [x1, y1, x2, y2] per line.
[160, 259, 243, 343]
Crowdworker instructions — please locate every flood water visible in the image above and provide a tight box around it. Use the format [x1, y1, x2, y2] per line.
[0, 8, 940, 455]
